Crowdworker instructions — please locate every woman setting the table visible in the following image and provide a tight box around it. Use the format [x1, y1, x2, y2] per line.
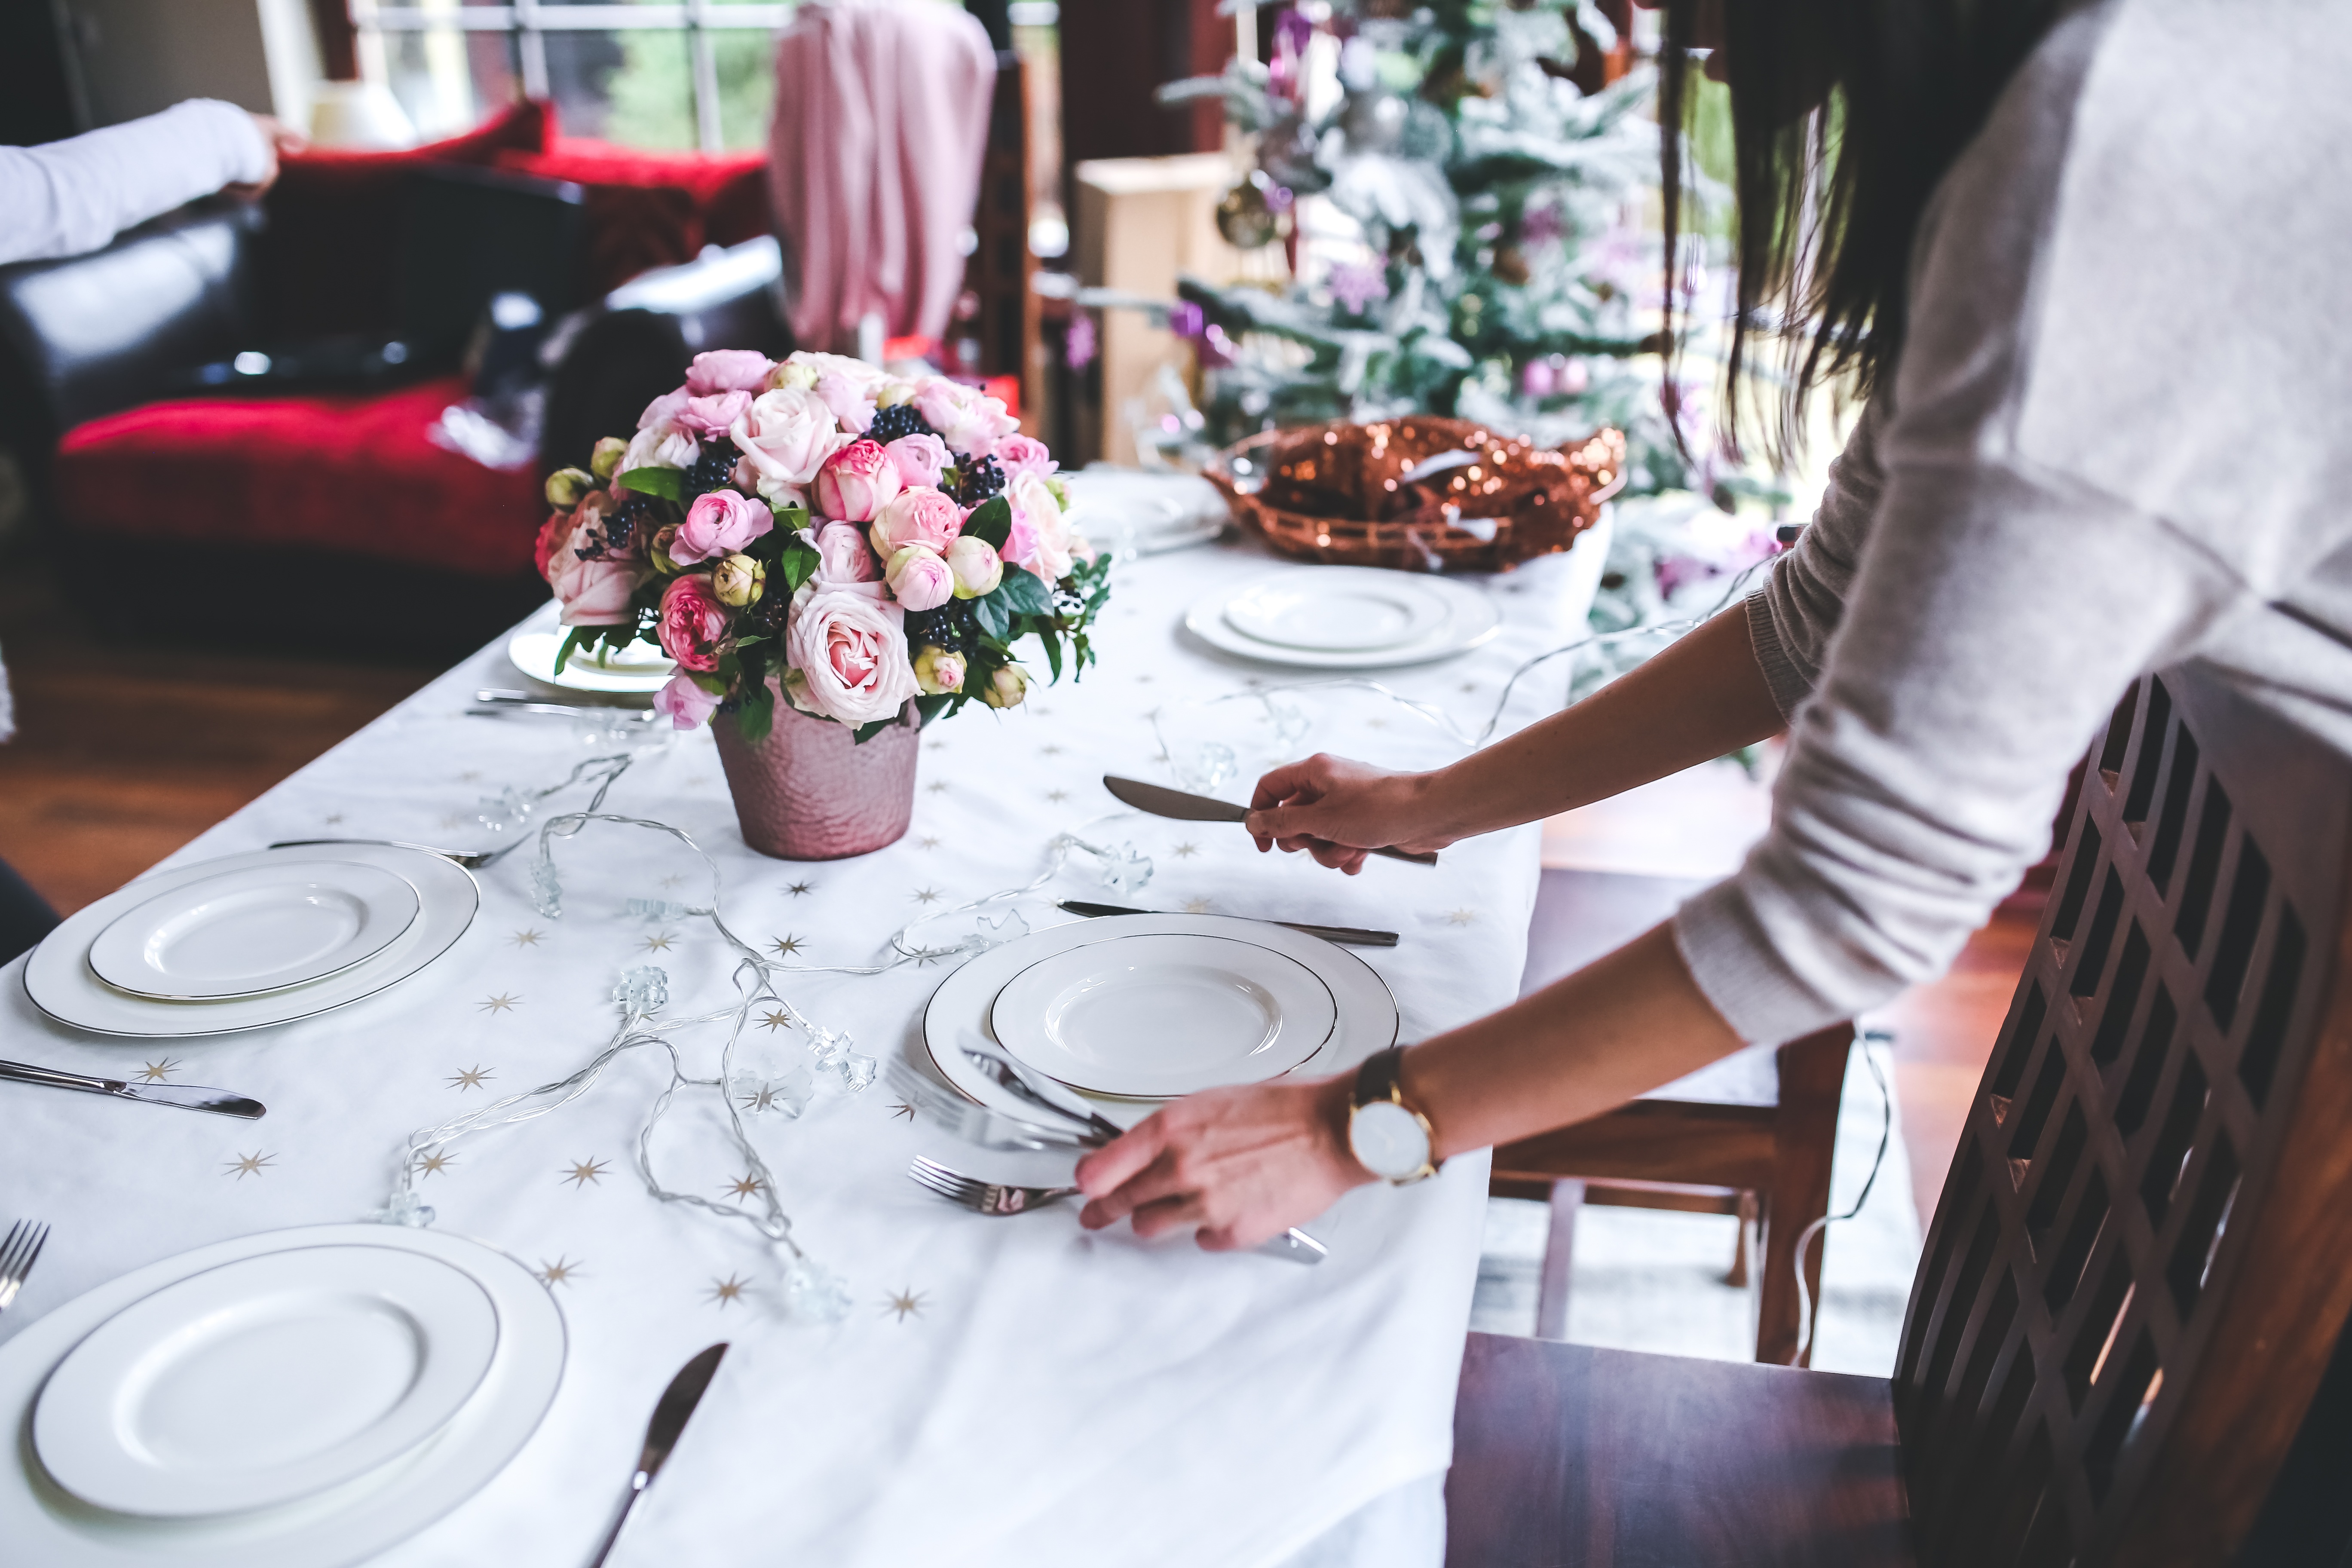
[1076, 0, 2352, 1244]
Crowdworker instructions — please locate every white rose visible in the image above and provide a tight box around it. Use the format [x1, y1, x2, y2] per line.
[730, 387, 849, 489]
[786, 587, 920, 726]
[622, 422, 697, 473]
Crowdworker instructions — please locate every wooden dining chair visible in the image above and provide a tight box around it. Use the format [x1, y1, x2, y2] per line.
[1448, 663, 2352, 1565]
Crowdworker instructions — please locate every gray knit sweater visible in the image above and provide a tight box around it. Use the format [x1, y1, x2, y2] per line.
[1672, 0, 2352, 1044]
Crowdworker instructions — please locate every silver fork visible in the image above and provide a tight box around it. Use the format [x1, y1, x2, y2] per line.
[266, 837, 500, 870]
[909, 1157, 1078, 1215]
[0, 1220, 50, 1316]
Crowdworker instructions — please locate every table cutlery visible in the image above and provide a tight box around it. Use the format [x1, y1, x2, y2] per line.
[885, 1063, 1094, 1152]
[470, 690, 659, 723]
[909, 1156, 1078, 1214]
[1057, 898, 1400, 947]
[1102, 775, 1439, 866]
[267, 836, 502, 870]
[0, 1221, 48, 1317]
[0, 1059, 264, 1118]
[587, 1341, 729, 1568]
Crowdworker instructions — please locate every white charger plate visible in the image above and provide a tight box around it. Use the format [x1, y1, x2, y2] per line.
[24, 845, 478, 1038]
[34, 1246, 500, 1519]
[0, 1224, 564, 1568]
[923, 914, 1398, 1117]
[1221, 575, 1454, 654]
[1061, 467, 1230, 557]
[86, 862, 421, 1002]
[506, 627, 673, 695]
[989, 933, 1338, 1098]
[1183, 568, 1500, 669]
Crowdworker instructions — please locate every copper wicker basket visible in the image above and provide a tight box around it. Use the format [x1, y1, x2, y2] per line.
[1207, 416, 1626, 574]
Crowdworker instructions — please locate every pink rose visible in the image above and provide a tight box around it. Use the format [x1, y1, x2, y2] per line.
[809, 521, 882, 588]
[944, 534, 1003, 598]
[533, 509, 577, 581]
[652, 673, 722, 730]
[550, 547, 646, 627]
[657, 574, 731, 673]
[622, 423, 697, 474]
[885, 545, 955, 612]
[1008, 472, 1074, 581]
[673, 489, 774, 564]
[868, 486, 965, 558]
[638, 387, 690, 431]
[914, 377, 1018, 456]
[730, 387, 848, 489]
[675, 390, 752, 440]
[787, 588, 919, 726]
[814, 439, 903, 523]
[813, 371, 876, 435]
[992, 433, 1057, 481]
[883, 432, 950, 490]
[685, 350, 777, 396]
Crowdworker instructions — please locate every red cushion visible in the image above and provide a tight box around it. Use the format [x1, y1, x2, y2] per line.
[256, 102, 555, 340]
[495, 139, 771, 296]
[55, 379, 544, 579]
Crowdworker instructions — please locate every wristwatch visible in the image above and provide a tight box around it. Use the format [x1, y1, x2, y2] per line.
[1348, 1047, 1439, 1185]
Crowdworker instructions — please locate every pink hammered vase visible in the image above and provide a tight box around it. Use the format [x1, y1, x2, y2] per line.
[713, 694, 920, 859]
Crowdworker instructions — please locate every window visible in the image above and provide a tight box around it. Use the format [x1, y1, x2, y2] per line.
[352, 1, 791, 153]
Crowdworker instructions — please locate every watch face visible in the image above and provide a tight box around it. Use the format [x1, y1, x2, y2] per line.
[1349, 1099, 1431, 1182]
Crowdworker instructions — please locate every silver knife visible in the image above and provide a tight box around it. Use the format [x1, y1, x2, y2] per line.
[0, 1059, 264, 1119]
[586, 1341, 729, 1568]
[1102, 776, 1439, 866]
[1056, 899, 1400, 948]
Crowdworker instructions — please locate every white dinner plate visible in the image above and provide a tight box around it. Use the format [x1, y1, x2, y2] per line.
[922, 914, 1398, 1119]
[24, 845, 478, 1038]
[86, 862, 421, 1002]
[988, 933, 1338, 1098]
[1061, 466, 1230, 557]
[34, 1247, 499, 1518]
[1183, 568, 1501, 669]
[0, 1224, 564, 1568]
[506, 626, 673, 695]
[1220, 575, 1454, 654]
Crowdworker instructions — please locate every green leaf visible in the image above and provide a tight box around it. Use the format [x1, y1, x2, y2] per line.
[962, 496, 1012, 550]
[992, 567, 1050, 616]
[849, 717, 896, 746]
[553, 627, 587, 675]
[732, 685, 775, 744]
[777, 537, 822, 595]
[618, 466, 684, 502]
[971, 591, 1011, 641]
[914, 692, 959, 726]
[1038, 627, 1063, 682]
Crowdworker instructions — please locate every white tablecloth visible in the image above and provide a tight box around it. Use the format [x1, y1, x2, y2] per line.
[0, 537, 1592, 1567]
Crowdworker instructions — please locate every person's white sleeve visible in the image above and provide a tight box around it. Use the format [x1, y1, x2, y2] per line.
[0, 100, 271, 266]
[1743, 395, 1888, 722]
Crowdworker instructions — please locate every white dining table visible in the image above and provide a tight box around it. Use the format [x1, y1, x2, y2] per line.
[0, 531, 1602, 1568]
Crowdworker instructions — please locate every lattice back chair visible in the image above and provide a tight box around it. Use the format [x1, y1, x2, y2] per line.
[1895, 663, 2352, 1564]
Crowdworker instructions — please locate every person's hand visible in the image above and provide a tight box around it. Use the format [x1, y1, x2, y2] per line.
[1076, 1075, 1373, 1250]
[1244, 753, 1456, 875]
[224, 114, 307, 199]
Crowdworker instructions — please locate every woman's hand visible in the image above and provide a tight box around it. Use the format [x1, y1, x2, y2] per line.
[1244, 754, 1457, 875]
[224, 114, 307, 199]
[1076, 1075, 1374, 1250]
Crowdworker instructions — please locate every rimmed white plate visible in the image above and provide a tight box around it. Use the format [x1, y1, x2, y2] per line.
[24, 845, 478, 1038]
[923, 914, 1398, 1118]
[506, 627, 673, 695]
[1061, 467, 1229, 557]
[1221, 575, 1455, 654]
[34, 1246, 499, 1518]
[1183, 568, 1500, 669]
[989, 933, 1338, 1098]
[86, 862, 421, 1002]
[0, 1224, 564, 1568]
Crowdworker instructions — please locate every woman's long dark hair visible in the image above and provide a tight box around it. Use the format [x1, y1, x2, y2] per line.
[1659, 0, 2064, 462]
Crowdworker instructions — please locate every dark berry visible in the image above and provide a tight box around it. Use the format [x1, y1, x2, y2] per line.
[867, 402, 934, 445]
[954, 454, 1006, 507]
[684, 442, 740, 498]
[904, 600, 977, 655]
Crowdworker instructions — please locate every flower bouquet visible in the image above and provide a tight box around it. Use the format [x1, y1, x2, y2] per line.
[536, 349, 1111, 856]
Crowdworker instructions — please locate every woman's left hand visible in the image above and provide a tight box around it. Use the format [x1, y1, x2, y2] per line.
[1075, 1075, 1375, 1250]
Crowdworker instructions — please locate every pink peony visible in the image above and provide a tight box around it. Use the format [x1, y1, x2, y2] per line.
[914, 377, 1019, 457]
[991, 433, 1057, 481]
[809, 521, 882, 588]
[813, 371, 876, 435]
[673, 489, 774, 564]
[883, 432, 950, 490]
[675, 390, 753, 440]
[730, 386, 848, 490]
[652, 673, 722, 730]
[787, 588, 919, 726]
[638, 387, 690, 431]
[814, 439, 903, 523]
[885, 545, 955, 612]
[657, 574, 731, 672]
[1007, 471, 1074, 582]
[685, 350, 777, 396]
[869, 486, 965, 557]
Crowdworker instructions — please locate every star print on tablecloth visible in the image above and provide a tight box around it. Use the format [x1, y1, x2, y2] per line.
[138, 1059, 180, 1083]
[642, 932, 677, 952]
[925, 781, 950, 794]
[759, 1009, 792, 1032]
[438, 812, 469, 830]
[416, 1152, 456, 1177]
[478, 993, 520, 1014]
[324, 813, 345, 826]
[737, 1082, 791, 1113]
[510, 929, 544, 947]
[1182, 897, 1213, 915]
[459, 770, 484, 783]
[1173, 842, 1200, 859]
[1445, 909, 1478, 926]
[1041, 744, 1063, 756]
[769, 935, 803, 959]
[659, 873, 689, 889]
[1046, 789, 1069, 804]
[223, 1151, 274, 1179]
[537, 1256, 582, 1287]
[787, 881, 815, 896]
[884, 1287, 928, 1322]
[911, 887, 943, 905]
[563, 1158, 609, 1188]
[722, 1173, 765, 1200]
[918, 835, 940, 850]
[889, 1102, 916, 1122]
[707, 1274, 751, 1308]
[447, 1065, 493, 1090]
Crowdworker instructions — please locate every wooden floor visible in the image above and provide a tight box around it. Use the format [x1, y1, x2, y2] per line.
[0, 560, 440, 914]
